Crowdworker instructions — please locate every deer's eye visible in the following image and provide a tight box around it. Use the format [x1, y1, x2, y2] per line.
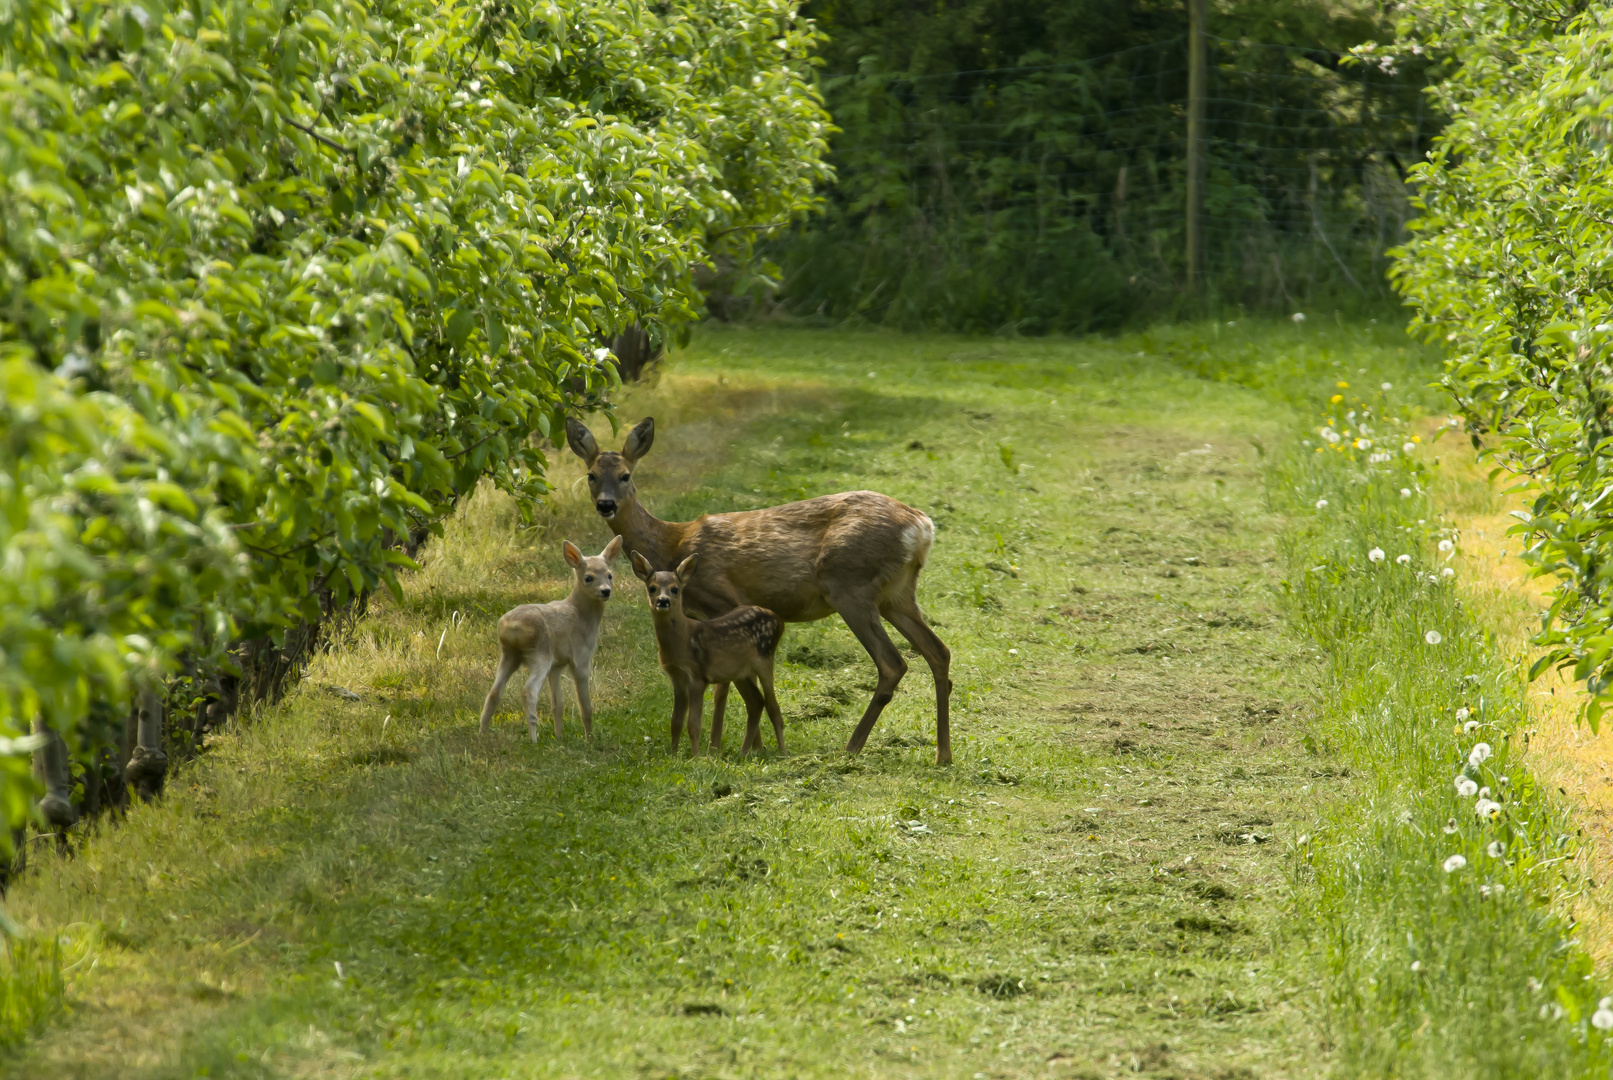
[585, 575, 594, 582]
[670, 586, 678, 594]
[587, 473, 597, 482]
[620, 473, 631, 482]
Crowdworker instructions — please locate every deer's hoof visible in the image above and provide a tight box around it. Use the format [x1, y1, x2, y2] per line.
[38, 793, 78, 829]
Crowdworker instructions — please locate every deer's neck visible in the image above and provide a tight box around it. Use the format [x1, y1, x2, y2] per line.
[649, 607, 695, 672]
[564, 584, 606, 628]
[614, 500, 685, 570]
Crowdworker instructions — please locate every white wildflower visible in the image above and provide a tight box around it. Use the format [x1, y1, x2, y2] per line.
[1368, 547, 1386, 562]
[1474, 798, 1501, 822]
[1444, 854, 1467, 873]
[1382, 382, 1393, 391]
[1355, 439, 1372, 451]
[1397, 554, 1411, 565]
[1426, 630, 1443, 645]
[1443, 817, 1458, 834]
[1464, 720, 1480, 733]
[1400, 488, 1412, 497]
[1487, 840, 1505, 858]
[1456, 706, 1470, 721]
[1292, 312, 1307, 323]
[1594, 1007, 1613, 1032]
[1008, 648, 1018, 655]
[1468, 742, 1492, 766]
[1403, 441, 1416, 454]
[1439, 540, 1454, 553]
[1316, 499, 1329, 509]
[1441, 567, 1455, 579]
[1455, 776, 1479, 797]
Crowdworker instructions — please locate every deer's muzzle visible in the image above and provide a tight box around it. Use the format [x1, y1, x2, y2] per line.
[595, 499, 616, 518]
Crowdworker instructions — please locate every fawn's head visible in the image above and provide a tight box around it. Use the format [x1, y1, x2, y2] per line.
[631, 550, 697, 613]
[563, 536, 623, 601]
[566, 416, 654, 522]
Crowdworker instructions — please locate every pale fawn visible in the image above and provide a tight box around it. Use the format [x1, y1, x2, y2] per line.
[480, 536, 622, 742]
[631, 551, 786, 757]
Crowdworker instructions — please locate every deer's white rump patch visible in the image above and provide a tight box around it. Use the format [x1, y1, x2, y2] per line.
[904, 515, 935, 568]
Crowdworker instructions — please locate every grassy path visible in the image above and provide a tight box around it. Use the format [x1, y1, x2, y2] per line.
[9, 327, 1360, 1078]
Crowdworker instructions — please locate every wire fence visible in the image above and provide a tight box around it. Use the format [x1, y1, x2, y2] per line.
[766, 35, 1438, 331]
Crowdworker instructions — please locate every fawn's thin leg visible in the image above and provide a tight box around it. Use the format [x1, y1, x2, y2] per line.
[883, 600, 953, 765]
[670, 680, 689, 753]
[761, 668, 786, 754]
[732, 678, 765, 753]
[574, 666, 595, 740]
[480, 650, 521, 733]
[549, 667, 566, 740]
[710, 682, 730, 752]
[521, 652, 555, 744]
[686, 679, 706, 757]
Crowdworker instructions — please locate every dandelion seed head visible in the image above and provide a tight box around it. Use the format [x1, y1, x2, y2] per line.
[1487, 840, 1505, 858]
[1292, 312, 1307, 323]
[1455, 776, 1479, 797]
[1008, 648, 1018, 655]
[1410, 959, 1421, 971]
[1403, 441, 1416, 454]
[1316, 498, 1329, 509]
[1593, 1008, 1613, 1032]
[1382, 382, 1393, 391]
[1426, 630, 1443, 645]
[1368, 547, 1386, 562]
[1474, 798, 1502, 822]
[1443, 854, 1467, 872]
[1397, 554, 1411, 565]
[1441, 567, 1455, 578]
[1464, 720, 1480, 733]
[1439, 539, 1454, 553]
[1469, 742, 1493, 765]
[1443, 817, 1458, 834]
[1400, 488, 1412, 497]
[1456, 706, 1470, 721]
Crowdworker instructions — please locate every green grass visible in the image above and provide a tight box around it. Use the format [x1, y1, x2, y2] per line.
[1, 320, 1597, 1078]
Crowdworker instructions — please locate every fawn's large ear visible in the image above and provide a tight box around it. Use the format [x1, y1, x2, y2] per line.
[562, 540, 583, 568]
[622, 417, 655, 462]
[565, 417, 600, 464]
[675, 553, 699, 583]
[601, 535, 624, 563]
[630, 550, 654, 581]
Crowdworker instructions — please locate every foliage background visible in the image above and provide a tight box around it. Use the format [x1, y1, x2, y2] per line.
[0, 0, 829, 835]
[767, 0, 1439, 332]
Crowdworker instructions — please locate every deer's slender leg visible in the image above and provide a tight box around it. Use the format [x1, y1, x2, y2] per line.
[520, 652, 554, 743]
[882, 601, 953, 765]
[686, 679, 705, 757]
[670, 680, 690, 753]
[731, 678, 765, 753]
[833, 597, 909, 755]
[549, 667, 566, 740]
[709, 682, 729, 753]
[32, 718, 77, 830]
[480, 649, 522, 733]
[125, 685, 167, 802]
[573, 667, 594, 741]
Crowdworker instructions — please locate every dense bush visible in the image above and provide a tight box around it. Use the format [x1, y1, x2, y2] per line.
[771, 0, 1435, 332]
[0, 0, 828, 840]
[1386, 2, 1613, 726]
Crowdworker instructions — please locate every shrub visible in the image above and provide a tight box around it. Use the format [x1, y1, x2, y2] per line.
[0, 0, 829, 836]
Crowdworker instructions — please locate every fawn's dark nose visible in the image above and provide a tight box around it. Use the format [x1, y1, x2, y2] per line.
[599, 587, 611, 599]
[595, 499, 616, 517]
[655, 597, 670, 609]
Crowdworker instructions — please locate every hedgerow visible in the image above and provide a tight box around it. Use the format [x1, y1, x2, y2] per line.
[1383, 3, 1613, 727]
[0, 0, 829, 840]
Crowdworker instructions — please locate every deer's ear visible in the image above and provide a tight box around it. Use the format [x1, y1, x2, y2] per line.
[675, 553, 699, 583]
[630, 550, 654, 581]
[601, 535, 624, 563]
[622, 417, 655, 462]
[562, 540, 583, 568]
[565, 417, 600, 463]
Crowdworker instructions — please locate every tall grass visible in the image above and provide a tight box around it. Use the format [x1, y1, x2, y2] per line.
[0, 930, 62, 1048]
[1270, 389, 1612, 1073]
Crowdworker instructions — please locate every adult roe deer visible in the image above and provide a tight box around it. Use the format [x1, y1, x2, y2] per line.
[632, 551, 787, 756]
[566, 416, 952, 764]
[479, 536, 622, 741]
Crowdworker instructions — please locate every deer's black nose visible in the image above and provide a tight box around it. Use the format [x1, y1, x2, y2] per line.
[599, 588, 611, 599]
[655, 598, 670, 609]
[595, 499, 616, 516]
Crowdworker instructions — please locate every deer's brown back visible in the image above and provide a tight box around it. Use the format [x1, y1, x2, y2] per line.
[675, 491, 931, 620]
